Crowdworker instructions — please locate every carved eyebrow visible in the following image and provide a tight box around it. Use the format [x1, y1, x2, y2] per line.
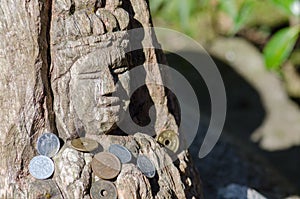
[75, 64, 129, 79]
[77, 71, 104, 79]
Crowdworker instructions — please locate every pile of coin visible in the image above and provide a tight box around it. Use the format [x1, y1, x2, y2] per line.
[69, 138, 157, 199]
[29, 132, 61, 180]
[28, 129, 178, 196]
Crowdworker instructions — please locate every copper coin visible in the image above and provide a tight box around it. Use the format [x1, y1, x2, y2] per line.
[156, 130, 180, 153]
[91, 152, 121, 180]
[90, 180, 117, 199]
[71, 138, 98, 152]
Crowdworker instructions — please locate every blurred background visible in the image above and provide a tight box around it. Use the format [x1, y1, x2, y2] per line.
[149, 0, 300, 198]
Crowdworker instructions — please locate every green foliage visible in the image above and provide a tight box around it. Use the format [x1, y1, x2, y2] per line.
[150, 0, 200, 34]
[269, 0, 297, 15]
[263, 26, 300, 70]
[150, 0, 254, 36]
[218, 0, 238, 19]
[218, 0, 254, 34]
[178, 1, 193, 30]
[150, 0, 300, 71]
[262, 0, 300, 70]
[149, 0, 165, 14]
[233, 1, 254, 33]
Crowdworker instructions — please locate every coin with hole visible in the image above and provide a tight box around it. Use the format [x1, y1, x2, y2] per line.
[156, 130, 179, 153]
[91, 152, 121, 180]
[90, 180, 117, 199]
[71, 137, 99, 152]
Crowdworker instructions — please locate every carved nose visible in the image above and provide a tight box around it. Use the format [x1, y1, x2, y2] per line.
[100, 70, 116, 96]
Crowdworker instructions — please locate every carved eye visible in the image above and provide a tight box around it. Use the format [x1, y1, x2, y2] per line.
[111, 65, 129, 74]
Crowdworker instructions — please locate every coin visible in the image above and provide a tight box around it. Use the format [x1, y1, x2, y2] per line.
[37, 132, 60, 157]
[90, 180, 117, 199]
[71, 137, 99, 152]
[156, 130, 179, 153]
[137, 155, 156, 178]
[108, 144, 132, 164]
[29, 155, 55, 180]
[91, 152, 121, 180]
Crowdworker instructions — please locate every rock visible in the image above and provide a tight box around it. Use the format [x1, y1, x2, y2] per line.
[210, 37, 300, 151]
[218, 184, 267, 199]
[53, 147, 93, 198]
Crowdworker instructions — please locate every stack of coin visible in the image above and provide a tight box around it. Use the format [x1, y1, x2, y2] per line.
[29, 132, 61, 180]
[91, 144, 133, 178]
[90, 144, 133, 198]
[68, 137, 158, 196]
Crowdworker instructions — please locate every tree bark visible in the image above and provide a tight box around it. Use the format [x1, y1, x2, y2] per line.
[0, 0, 202, 198]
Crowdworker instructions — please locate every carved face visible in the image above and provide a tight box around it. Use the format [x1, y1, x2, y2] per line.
[70, 46, 130, 135]
[50, 0, 133, 137]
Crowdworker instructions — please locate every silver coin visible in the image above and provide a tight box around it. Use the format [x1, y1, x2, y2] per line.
[37, 132, 60, 157]
[29, 155, 54, 180]
[137, 155, 156, 178]
[108, 144, 132, 164]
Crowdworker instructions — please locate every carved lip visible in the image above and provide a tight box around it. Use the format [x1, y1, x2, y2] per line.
[98, 96, 121, 107]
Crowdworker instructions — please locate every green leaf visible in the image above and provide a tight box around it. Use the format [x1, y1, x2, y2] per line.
[269, 0, 295, 15]
[150, 0, 165, 14]
[178, 0, 198, 29]
[218, 0, 238, 19]
[232, 0, 254, 34]
[199, 0, 210, 8]
[263, 26, 300, 70]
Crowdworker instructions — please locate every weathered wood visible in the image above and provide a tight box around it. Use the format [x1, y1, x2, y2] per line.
[0, 0, 202, 198]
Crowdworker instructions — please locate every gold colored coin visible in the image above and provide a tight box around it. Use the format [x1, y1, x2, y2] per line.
[156, 130, 179, 153]
[71, 138, 98, 152]
[91, 152, 121, 180]
[90, 180, 117, 199]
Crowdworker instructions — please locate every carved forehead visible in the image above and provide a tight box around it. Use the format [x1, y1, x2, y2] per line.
[71, 46, 126, 75]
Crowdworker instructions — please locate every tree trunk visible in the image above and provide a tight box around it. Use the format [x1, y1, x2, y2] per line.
[0, 0, 202, 198]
